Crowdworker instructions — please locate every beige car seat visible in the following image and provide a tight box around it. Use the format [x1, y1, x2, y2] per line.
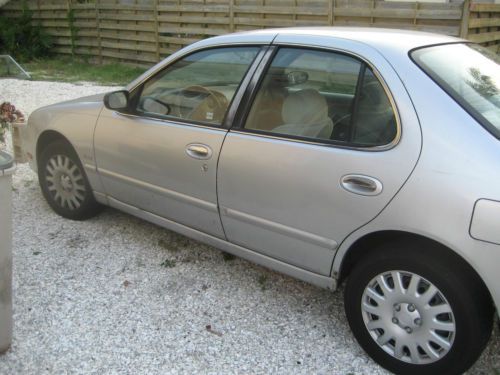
[246, 70, 288, 131]
[272, 89, 333, 139]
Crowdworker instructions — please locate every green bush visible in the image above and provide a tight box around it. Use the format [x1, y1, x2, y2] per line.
[0, 4, 52, 61]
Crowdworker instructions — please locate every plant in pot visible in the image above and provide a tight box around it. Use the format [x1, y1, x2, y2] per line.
[0, 102, 24, 148]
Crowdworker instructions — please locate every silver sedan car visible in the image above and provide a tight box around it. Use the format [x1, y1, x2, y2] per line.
[25, 28, 499, 374]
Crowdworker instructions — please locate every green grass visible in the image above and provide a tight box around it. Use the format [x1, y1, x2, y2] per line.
[258, 274, 268, 291]
[22, 57, 147, 86]
[160, 259, 176, 268]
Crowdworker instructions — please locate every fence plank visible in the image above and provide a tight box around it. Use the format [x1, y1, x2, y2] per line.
[233, 5, 326, 16]
[157, 15, 229, 24]
[469, 17, 500, 29]
[468, 31, 500, 44]
[157, 5, 229, 12]
[469, 3, 500, 13]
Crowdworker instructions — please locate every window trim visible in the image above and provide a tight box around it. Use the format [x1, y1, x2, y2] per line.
[231, 44, 402, 152]
[410, 42, 500, 140]
[128, 45, 268, 130]
[349, 63, 366, 142]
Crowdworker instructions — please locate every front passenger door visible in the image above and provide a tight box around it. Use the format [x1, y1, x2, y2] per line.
[94, 46, 261, 238]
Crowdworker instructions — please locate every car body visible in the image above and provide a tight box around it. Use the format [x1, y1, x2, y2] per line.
[25, 28, 499, 374]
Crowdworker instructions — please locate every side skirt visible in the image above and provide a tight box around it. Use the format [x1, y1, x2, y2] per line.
[106, 195, 337, 291]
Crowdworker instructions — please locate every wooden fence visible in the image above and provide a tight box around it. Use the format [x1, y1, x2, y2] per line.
[465, 2, 500, 54]
[1, 0, 499, 66]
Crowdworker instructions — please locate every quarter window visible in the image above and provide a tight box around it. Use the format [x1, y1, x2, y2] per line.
[137, 47, 260, 126]
[244, 48, 397, 146]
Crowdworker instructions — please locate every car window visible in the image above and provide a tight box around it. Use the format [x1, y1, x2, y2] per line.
[137, 47, 260, 126]
[412, 43, 500, 139]
[244, 48, 397, 147]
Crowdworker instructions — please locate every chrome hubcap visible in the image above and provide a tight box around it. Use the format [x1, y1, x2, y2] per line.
[45, 154, 86, 210]
[361, 271, 456, 365]
[393, 303, 422, 333]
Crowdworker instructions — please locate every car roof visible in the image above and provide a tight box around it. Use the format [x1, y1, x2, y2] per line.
[207, 27, 463, 55]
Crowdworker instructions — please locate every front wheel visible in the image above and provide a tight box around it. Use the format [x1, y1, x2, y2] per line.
[38, 140, 102, 220]
[344, 243, 493, 375]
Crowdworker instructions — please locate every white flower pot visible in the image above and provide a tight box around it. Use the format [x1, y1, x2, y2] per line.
[0, 151, 14, 353]
[11, 121, 28, 164]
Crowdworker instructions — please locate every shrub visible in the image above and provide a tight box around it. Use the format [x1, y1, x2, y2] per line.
[0, 4, 52, 61]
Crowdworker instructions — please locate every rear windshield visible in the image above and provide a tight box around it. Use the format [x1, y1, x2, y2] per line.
[412, 43, 500, 139]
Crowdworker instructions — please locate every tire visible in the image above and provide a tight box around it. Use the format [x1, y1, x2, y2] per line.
[38, 139, 103, 220]
[344, 242, 493, 375]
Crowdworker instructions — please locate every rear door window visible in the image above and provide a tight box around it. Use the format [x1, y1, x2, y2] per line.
[243, 47, 397, 147]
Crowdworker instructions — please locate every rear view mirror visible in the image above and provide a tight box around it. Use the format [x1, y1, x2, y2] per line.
[104, 90, 129, 111]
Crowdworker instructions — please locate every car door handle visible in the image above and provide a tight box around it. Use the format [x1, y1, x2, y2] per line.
[341, 174, 383, 196]
[186, 143, 212, 160]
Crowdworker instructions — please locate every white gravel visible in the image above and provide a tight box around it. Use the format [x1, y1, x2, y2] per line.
[0, 78, 499, 374]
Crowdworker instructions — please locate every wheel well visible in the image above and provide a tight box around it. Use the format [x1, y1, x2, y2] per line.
[338, 230, 493, 305]
[36, 131, 73, 168]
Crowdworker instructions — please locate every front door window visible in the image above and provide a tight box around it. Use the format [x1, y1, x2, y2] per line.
[137, 47, 260, 126]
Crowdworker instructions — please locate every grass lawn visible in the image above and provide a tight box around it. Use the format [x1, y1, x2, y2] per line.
[22, 57, 148, 86]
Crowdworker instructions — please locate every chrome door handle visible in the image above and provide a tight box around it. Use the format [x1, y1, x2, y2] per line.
[341, 174, 383, 196]
[186, 143, 212, 160]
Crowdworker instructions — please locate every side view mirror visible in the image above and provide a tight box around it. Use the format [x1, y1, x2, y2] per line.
[104, 90, 130, 111]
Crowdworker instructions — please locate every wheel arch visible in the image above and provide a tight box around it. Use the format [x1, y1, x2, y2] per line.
[36, 130, 77, 169]
[336, 230, 494, 307]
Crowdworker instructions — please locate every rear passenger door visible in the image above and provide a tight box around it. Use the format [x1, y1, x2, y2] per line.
[217, 37, 422, 276]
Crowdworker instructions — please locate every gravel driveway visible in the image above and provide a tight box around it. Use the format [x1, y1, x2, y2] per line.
[0, 78, 498, 374]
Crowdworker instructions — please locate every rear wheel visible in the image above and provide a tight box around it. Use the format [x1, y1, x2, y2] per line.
[344, 242, 493, 375]
[38, 140, 102, 220]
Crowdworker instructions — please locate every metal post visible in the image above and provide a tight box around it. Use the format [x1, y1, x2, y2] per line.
[0, 152, 15, 353]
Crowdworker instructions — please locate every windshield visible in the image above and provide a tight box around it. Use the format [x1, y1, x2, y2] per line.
[412, 43, 500, 138]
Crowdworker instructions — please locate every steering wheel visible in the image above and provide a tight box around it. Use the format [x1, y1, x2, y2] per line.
[331, 113, 351, 141]
[179, 85, 229, 123]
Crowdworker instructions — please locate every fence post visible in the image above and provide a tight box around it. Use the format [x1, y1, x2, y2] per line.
[327, 0, 332, 25]
[153, 0, 160, 61]
[229, 0, 235, 32]
[413, 1, 419, 27]
[66, 0, 75, 56]
[460, 0, 471, 39]
[95, 0, 102, 64]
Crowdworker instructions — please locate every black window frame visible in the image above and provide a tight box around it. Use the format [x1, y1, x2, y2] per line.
[232, 45, 399, 150]
[127, 45, 267, 130]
